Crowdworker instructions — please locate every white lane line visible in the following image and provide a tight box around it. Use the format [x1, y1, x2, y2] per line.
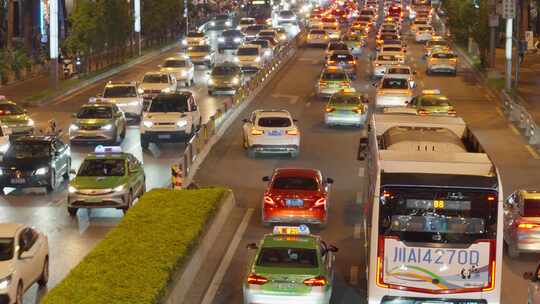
[271, 94, 300, 104]
[358, 166, 365, 177]
[201, 208, 254, 304]
[354, 223, 363, 239]
[509, 124, 521, 136]
[350, 266, 359, 285]
[526, 145, 540, 160]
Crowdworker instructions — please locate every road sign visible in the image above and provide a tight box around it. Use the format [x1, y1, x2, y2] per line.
[501, 0, 516, 19]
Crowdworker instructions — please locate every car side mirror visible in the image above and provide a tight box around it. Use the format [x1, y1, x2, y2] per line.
[70, 169, 77, 175]
[413, 71, 417, 75]
[524, 272, 534, 281]
[372, 82, 378, 87]
[246, 243, 258, 250]
[326, 177, 334, 184]
[262, 176, 270, 182]
[328, 245, 338, 253]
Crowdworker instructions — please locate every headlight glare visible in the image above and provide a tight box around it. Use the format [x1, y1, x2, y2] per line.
[68, 186, 77, 193]
[27, 119, 35, 127]
[161, 87, 172, 93]
[176, 120, 187, 128]
[101, 124, 113, 131]
[69, 124, 79, 131]
[113, 185, 125, 192]
[0, 275, 12, 289]
[35, 167, 49, 175]
[142, 120, 154, 128]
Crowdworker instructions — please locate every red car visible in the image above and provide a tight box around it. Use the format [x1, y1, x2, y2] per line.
[261, 168, 333, 227]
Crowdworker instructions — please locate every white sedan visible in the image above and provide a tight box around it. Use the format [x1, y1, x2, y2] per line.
[0, 224, 49, 304]
[242, 110, 300, 158]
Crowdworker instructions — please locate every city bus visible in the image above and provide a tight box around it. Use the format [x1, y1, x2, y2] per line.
[363, 114, 503, 304]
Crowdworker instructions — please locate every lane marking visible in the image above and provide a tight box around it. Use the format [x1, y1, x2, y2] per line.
[354, 223, 362, 239]
[358, 166, 365, 177]
[509, 124, 521, 136]
[526, 145, 540, 160]
[350, 266, 359, 285]
[271, 94, 300, 104]
[201, 208, 254, 304]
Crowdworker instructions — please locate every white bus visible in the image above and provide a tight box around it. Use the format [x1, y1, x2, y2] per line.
[363, 114, 503, 304]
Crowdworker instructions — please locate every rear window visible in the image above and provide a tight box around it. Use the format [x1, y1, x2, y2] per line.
[432, 53, 455, 59]
[322, 72, 347, 80]
[237, 48, 259, 56]
[310, 30, 326, 35]
[272, 176, 319, 191]
[163, 60, 187, 68]
[377, 55, 397, 61]
[383, 47, 402, 52]
[240, 19, 255, 25]
[257, 247, 318, 268]
[330, 53, 353, 61]
[382, 78, 408, 89]
[257, 117, 291, 128]
[524, 199, 540, 217]
[387, 68, 411, 75]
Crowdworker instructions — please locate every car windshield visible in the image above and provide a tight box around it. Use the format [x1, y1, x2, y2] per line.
[163, 60, 187, 68]
[418, 26, 432, 31]
[0, 103, 24, 115]
[524, 198, 540, 217]
[103, 86, 137, 98]
[377, 55, 397, 61]
[143, 74, 169, 83]
[382, 78, 408, 89]
[9, 141, 50, 158]
[429, 40, 447, 46]
[212, 66, 238, 76]
[279, 10, 294, 18]
[189, 45, 210, 52]
[240, 19, 254, 25]
[329, 43, 348, 51]
[77, 106, 112, 119]
[251, 40, 269, 48]
[358, 16, 371, 22]
[382, 35, 399, 40]
[187, 31, 204, 38]
[149, 96, 189, 113]
[331, 94, 360, 105]
[322, 72, 347, 81]
[257, 116, 291, 128]
[246, 25, 266, 31]
[78, 159, 125, 176]
[214, 15, 229, 21]
[383, 47, 402, 52]
[387, 68, 410, 75]
[0, 238, 14, 261]
[223, 30, 242, 37]
[420, 96, 451, 107]
[272, 176, 319, 191]
[257, 247, 318, 268]
[237, 48, 259, 56]
[432, 53, 455, 59]
[330, 53, 354, 61]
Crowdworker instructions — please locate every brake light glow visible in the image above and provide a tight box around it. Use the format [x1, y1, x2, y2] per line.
[251, 129, 264, 135]
[348, 60, 356, 65]
[328, 60, 337, 64]
[487, 195, 496, 202]
[352, 106, 364, 114]
[247, 273, 268, 285]
[341, 82, 350, 86]
[286, 129, 299, 135]
[325, 107, 335, 113]
[518, 223, 540, 229]
[447, 109, 457, 115]
[304, 276, 327, 286]
[264, 195, 275, 206]
[314, 197, 326, 207]
[418, 109, 429, 115]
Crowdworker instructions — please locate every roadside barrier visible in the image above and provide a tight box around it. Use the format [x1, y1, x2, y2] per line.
[501, 91, 540, 145]
[178, 29, 306, 187]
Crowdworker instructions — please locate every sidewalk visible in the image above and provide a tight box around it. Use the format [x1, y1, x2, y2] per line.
[494, 47, 540, 124]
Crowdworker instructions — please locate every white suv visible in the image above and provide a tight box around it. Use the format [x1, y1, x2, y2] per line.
[100, 81, 144, 121]
[235, 44, 263, 72]
[139, 72, 178, 100]
[140, 92, 201, 149]
[242, 109, 300, 158]
[159, 56, 195, 87]
[0, 224, 49, 304]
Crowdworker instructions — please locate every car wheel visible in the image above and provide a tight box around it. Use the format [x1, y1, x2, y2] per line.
[141, 137, 150, 149]
[46, 170, 56, 192]
[38, 256, 49, 287]
[243, 135, 248, 149]
[191, 78, 195, 86]
[68, 207, 78, 217]
[122, 191, 133, 215]
[15, 281, 23, 304]
[185, 81, 190, 87]
[208, 90, 213, 96]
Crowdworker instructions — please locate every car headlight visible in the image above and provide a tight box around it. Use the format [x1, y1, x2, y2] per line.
[27, 119, 34, 127]
[138, 88, 144, 94]
[182, 39, 188, 45]
[180, 70, 188, 77]
[210, 21, 216, 26]
[0, 168, 3, 175]
[69, 124, 79, 131]
[254, 56, 261, 63]
[113, 185, 125, 192]
[35, 167, 49, 175]
[101, 124, 113, 131]
[161, 87, 172, 93]
[234, 57, 240, 62]
[204, 55, 211, 60]
[0, 275, 12, 290]
[68, 186, 77, 193]
[218, 37, 225, 43]
[233, 37, 242, 43]
[208, 78, 214, 85]
[176, 120, 187, 128]
[142, 120, 154, 128]
[128, 101, 140, 106]
[225, 21, 232, 26]
[232, 77, 240, 85]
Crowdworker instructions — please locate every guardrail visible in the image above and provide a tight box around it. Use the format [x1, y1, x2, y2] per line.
[178, 29, 306, 187]
[501, 91, 540, 145]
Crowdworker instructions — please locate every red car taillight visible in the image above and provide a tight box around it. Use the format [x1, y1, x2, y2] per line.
[314, 197, 327, 208]
[518, 223, 540, 229]
[263, 195, 275, 206]
[304, 276, 327, 286]
[247, 273, 268, 285]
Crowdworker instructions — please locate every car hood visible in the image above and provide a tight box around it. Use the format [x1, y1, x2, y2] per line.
[101, 97, 139, 103]
[188, 51, 210, 57]
[144, 112, 186, 122]
[0, 260, 14, 279]
[2, 155, 50, 170]
[71, 176, 127, 190]
[0, 114, 29, 124]
[210, 75, 237, 81]
[140, 83, 169, 90]
[74, 118, 111, 126]
[160, 67, 190, 73]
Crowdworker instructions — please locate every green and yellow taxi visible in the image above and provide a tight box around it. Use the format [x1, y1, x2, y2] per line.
[69, 102, 127, 144]
[316, 66, 352, 98]
[325, 89, 369, 127]
[0, 96, 34, 136]
[207, 63, 244, 96]
[67, 146, 146, 216]
[408, 90, 457, 116]
[243, 225, 338, 304]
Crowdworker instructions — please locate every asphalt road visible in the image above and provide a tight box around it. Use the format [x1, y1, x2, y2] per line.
[188, 24, 540, 304]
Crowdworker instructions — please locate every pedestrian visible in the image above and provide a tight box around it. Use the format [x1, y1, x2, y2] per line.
[171, 164, 183, 189]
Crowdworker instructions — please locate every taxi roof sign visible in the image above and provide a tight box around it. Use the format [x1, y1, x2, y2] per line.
[421, 89, 441, 95]
[272, 225, 310, 235]
[94, 145, 123, 154]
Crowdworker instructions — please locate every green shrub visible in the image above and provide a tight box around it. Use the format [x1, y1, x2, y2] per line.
[42, 187, 229, 304]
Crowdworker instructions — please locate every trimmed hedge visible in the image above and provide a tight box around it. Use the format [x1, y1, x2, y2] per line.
[42, 187, 228, 304]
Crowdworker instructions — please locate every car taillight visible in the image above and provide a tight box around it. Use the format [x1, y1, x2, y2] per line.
[348, 60, 356, 65]
[341, 82, 350, 86]
[263, 195, 275, 206]
[286, 129, 299, 135]
[247, 273, 268, 285]
[319, 80, 328, 86]
[417, 109, 428, 115]
[328, 60, 337, 64]
[325, 107, 335, 113]
[314, 197, 327, 208]
[352, 106, 364, 114]
[303, 276, 327, 286]
[251, 129, 264, 135]
[447, 109, 457, 115]
[518, 223, 540, 229]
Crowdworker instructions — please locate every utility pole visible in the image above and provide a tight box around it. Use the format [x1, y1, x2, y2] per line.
[49, 0, 59, 90]
[134, 0, 141, 56]
[185, 0, 189, 35]
[488, 0, 499, 68]
[503, 0, 516, 92]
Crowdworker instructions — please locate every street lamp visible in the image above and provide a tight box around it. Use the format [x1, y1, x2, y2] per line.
[134, 0, 141, 56]
[50, 0, 59, 89]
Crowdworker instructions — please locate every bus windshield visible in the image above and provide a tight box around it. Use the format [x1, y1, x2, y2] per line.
[379, 187, 498, 244]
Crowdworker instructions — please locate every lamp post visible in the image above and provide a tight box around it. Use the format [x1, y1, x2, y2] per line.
[185, 0, 189, 35]
[50, 0, 59, 90]
[134, 0, 141, 56]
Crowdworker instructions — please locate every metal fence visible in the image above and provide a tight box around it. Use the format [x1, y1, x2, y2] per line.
[501, 91, 540, 145]
[178, 30, 306, 188]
